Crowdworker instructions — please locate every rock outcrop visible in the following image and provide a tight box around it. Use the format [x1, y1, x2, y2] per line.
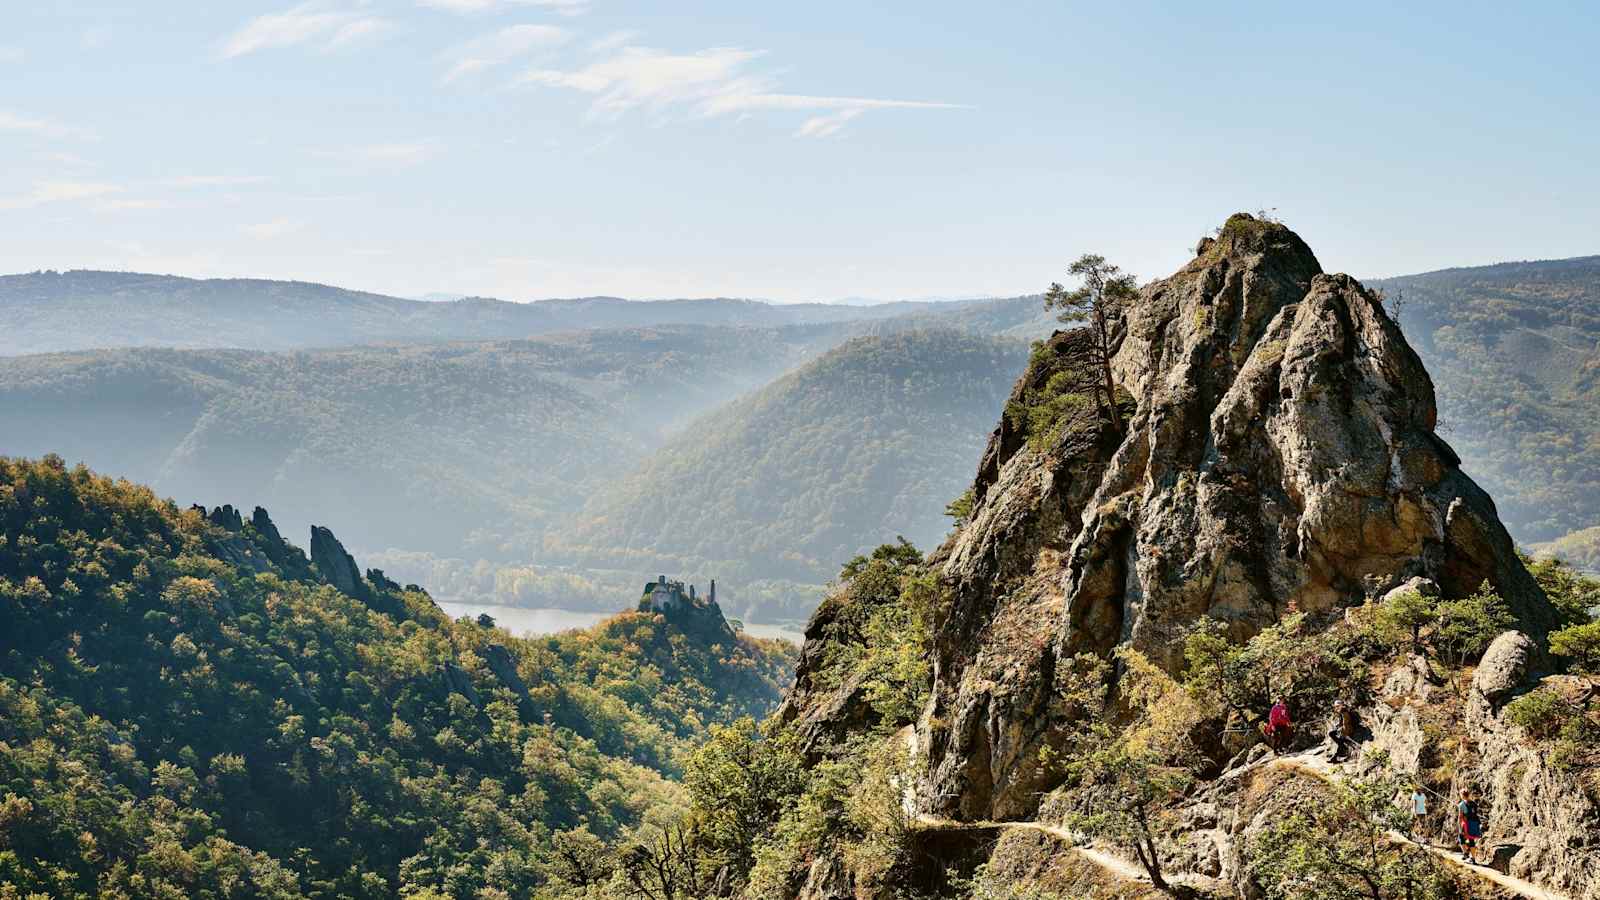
[250, 506, 311, 577]
[915, 214, 1559, 823]
[310, 525, 370, 601]
[482, 643, 536, 715]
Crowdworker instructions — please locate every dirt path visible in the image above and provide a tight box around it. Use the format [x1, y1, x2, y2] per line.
[1383, 830, 1570, 900]
[1240, 751, 1571, 900]
[905, 735, 1573, 900]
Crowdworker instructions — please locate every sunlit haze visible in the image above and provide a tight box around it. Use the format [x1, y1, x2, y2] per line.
[4, 1, 1597, 300]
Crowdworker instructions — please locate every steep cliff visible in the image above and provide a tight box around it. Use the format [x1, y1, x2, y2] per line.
[920, 214, 1555, 823]
[780, 215, 1593, 900]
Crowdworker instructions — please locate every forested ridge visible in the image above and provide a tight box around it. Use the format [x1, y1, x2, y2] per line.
[0, 327, 838, 558]
[0, 269, 1038, 357]
[0, 455, 795, 899]
[552, 330, 1029, 620]
[1375, 254, 1600, 550]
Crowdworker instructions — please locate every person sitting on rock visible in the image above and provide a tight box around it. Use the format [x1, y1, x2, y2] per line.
[1326, 698, 1361, 761]
[1457, 789, 1483, 863]
[1264, 697, 1293, 753]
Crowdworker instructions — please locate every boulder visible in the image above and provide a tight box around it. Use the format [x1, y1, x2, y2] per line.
[1472, 630, 1535, 709]
[206, 504, 244, 532]
[248, 507, 303, 572]
[1382, 576, 1439, 604]
[482, 644, 535, 714]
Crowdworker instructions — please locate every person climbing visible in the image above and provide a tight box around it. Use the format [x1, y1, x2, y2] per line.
[1409, 786, 1428, 841]
[1265, 697, 1293, 754]
[1457, 789, 1483, 863]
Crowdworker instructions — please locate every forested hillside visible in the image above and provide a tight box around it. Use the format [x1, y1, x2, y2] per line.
[0, 327, 837, 558]
[551, 331, 1028, 621]
[0, 456, 795, 898]
[0, 269, 1031, 356]
[1375, 255, 1600, 546]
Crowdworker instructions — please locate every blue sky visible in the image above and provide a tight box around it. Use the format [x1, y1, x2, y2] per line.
[3, 1, 1597, 302]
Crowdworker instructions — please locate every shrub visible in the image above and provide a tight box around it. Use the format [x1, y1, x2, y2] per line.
[1505, 688, 1575, 740]
[1433, 583, 1514, 666]
[1550, 622, 1600, 681]
[1374, 588, 1435, 652]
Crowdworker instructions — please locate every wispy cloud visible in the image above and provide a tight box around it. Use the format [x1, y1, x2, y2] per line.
[517, 47, 767, 118]
[588, 30, 639, 53]
[0, 181, 124, 211]
[0, 110, 93, 141]
[216, 2, 393, 59]
[0, 47, 24, 64]
[418, 0, 589, 15]
[241, 218, 301, 239]
[317, 140, 443, 168]
[795, 108, 863, 139]
[161, 174, 271, 188]
[515, 44, 968, 136]
[440, 24, 570, 83]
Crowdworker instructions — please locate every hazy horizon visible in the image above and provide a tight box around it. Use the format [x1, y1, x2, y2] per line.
[6, 3, 1599, 303]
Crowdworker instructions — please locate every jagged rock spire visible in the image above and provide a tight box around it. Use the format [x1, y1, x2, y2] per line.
[918, 213, 1557, 822]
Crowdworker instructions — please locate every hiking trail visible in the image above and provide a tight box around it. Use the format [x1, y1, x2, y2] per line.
[901, 728, 1572, 899]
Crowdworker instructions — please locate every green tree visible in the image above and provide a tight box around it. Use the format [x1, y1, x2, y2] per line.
[1044, 254, 1138, 432]
[681, 718, 805, 886]
[1056, 649, 1197, 895]
[1432, 583, 1513, 668]
[1249, 775, 1451, 900]
[1550, 622, 1600, 682]
[1524, 554, 1600, 628]
[1374, 588, 1435, 654]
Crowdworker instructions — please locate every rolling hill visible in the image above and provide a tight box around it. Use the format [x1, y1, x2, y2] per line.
[0, 455, 794, 898]
[549, 330, 1030, 621]
[0, 326, 842, 558]
[1374, 255, 1600, 545]
[0, 269, 1043, 355]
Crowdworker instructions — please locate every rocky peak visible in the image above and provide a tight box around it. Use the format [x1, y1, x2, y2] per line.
[309, 525, 370, 601]
[206, 503, 245, 532]
[917, 214, 1558, 822]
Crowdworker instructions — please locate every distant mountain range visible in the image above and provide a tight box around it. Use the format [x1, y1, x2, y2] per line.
[0, 269, 1050, 355]
[0, 273, 1055, 621]
[1374, 254, 1600, 548]
[2, 254, 1596, 622]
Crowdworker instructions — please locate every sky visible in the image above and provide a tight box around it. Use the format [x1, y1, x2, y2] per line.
[2, 1, 1598, 303]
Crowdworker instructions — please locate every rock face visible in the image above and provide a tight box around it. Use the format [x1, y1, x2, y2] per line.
[309, 525, 370, 601]
[482, 643, 535, 715]
[917, 215, 1557, 822]
[251, 506, 311, 577]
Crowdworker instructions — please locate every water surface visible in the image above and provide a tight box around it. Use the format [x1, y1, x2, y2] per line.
[437, 601, 803, 644]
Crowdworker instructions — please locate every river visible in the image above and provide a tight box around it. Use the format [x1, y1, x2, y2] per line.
[436, 601, 804, 645]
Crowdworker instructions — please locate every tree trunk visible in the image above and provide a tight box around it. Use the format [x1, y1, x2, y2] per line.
[1094, 310, 1124, 433]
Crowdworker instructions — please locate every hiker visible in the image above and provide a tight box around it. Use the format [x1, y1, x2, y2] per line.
[1265, 697, 1293, 753]
[1327, 698, 1361, 761]
[1457, 789, 1483, 863]
[1409, 786, 1428, 840]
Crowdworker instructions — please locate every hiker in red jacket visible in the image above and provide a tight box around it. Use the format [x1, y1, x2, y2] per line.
[1265, 697, 1293, 753]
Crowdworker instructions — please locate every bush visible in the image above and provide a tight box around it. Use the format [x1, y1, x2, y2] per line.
[1506, 688, 1575, 740]
[1374, 588, 1435, 652]
[1433, 583, 1514, 666]
[1550, 622, 1600, 680]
